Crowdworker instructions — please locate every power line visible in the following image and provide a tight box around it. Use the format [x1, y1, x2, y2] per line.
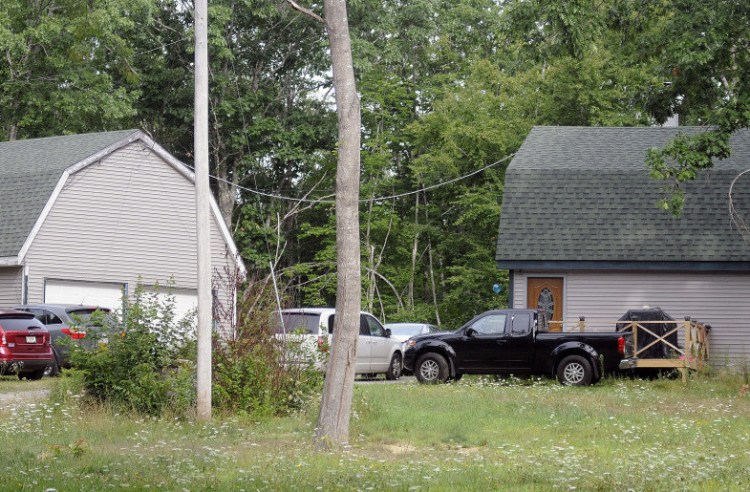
[201, 153, 516, 205]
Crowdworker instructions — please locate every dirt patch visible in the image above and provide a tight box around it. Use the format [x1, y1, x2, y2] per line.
[0, 389, 50, 408]
[384, 443, 417, 455]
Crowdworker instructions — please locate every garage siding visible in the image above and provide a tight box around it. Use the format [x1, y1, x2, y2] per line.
[513, 270, 750, 364]
[24, 143, 238, 334]
[0, 267, 22, 306]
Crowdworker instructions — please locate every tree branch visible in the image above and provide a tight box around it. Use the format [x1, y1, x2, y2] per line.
[285, 0, 325, 24]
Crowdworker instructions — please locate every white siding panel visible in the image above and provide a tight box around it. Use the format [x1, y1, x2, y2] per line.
[517, 270, 750, 363]
[0, 267, 22, 306]
[24, 143, 238, 335]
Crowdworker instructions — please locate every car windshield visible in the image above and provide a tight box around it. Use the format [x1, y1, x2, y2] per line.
[387, 324, 428, 336]
[275, 313, 320, 335]
[67, 308, 111, 327]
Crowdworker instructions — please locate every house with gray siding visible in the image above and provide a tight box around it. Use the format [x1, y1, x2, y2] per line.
[0, 130, 244, 329]
[496, 126, 750, 363]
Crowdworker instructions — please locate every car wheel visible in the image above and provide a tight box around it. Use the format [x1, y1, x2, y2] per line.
[45, 349, 61, 377]
[19, 369, 46, 381]
[557, 355, 593, 386]
[385, 353, 402, 381]
[415, 353, 449, 384]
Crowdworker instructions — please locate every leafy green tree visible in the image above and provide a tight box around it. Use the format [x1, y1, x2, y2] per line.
[643, 0, 750, 214]
[0, 0, 150, 140]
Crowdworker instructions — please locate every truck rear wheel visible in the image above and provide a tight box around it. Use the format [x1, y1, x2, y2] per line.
[415, 353, 449, 384]
[557, 355, 593, 386]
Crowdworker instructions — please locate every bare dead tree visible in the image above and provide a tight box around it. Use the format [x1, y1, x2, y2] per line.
[729, 168, 750, 243]
[286, 0, 361, 448]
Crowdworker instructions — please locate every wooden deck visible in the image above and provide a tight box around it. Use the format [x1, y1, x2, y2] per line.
[548, 318, 710, 381]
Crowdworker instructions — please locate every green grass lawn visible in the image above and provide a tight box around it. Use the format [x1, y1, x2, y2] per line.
[1, 373, 749, 491]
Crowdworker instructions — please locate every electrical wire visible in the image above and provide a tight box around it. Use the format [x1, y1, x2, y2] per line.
[198, 152, 516, 205]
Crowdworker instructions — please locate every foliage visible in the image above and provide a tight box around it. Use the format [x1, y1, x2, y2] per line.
[4, 0, 746, 334]
[3, 373, 750, 489]
[637, 0, 750, 214]
[0, 0, 149, 140]
[69, 284, 196, 416]
[211, 276, 324, 416]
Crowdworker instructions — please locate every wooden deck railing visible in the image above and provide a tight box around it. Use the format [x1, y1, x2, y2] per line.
[546, 317, 710, 378]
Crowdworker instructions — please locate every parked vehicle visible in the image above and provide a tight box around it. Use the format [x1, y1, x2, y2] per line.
[384, 323, 441, 344]
[276, 308, 403, 380]
[0, 310, 54, 380]
[14, 304, 112, 376]
[403, 309, 629, 386]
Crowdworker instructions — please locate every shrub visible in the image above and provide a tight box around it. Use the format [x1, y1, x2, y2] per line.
[70, 284, 196, 416]
[211, 274, 324, 416]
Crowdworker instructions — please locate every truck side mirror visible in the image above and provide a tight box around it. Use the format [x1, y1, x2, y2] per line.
[466, 327, 477, 338]
[385, 328, 392, 338]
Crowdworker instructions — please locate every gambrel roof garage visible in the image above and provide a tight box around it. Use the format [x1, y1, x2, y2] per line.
[0, 130, 244, 322]
[496, 126, 750, 363]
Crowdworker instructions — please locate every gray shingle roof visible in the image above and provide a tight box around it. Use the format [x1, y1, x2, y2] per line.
[0, 130, 140, 257]
[496, 126, 750, 265]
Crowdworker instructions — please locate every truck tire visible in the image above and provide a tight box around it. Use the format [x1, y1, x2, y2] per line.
[385, 353, 402, 380]
[415, 353, 449, 384]
[557, 355, 593, 386]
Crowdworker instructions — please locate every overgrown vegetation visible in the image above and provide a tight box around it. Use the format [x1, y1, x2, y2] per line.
[69, 279, 323, 418]
[2, 372, 750, 491]
[211, 276, 324, 416]
[69, 285, 196, 416]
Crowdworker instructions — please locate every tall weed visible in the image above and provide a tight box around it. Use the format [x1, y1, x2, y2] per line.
[211, 272, 323, 416]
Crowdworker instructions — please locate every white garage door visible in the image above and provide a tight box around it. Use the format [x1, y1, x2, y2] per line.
[145, 286, 197, 323]
[44, 279, 125, 310]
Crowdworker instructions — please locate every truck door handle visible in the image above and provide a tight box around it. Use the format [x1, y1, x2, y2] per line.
[496, 340, 508, 345]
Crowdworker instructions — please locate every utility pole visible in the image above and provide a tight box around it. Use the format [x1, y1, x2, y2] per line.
[194, 0, 212, 421]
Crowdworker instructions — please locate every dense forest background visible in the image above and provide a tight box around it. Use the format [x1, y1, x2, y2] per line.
[2, 0, 748, 327]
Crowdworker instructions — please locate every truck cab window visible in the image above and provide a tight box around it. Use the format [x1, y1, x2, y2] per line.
[511, 313, 531, 336]
[470, 314, 507, 335]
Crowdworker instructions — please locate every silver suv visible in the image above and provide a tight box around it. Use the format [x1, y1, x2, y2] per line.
[14, 304, 111, 375]
[276, 308, 403, 380]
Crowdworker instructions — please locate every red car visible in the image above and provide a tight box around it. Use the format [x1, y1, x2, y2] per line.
[0, 310, 54, 380]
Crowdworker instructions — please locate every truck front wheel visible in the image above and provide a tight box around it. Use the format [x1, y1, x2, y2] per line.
[415, 353, 449, 384]
[557, 355, 593, 386]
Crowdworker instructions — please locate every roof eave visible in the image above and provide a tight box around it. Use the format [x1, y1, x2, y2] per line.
[496, 260, 750, 272]
[0, 256, 19, 267]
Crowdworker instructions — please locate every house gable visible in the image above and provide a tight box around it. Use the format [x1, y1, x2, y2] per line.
[23, 141, 239, 299]
[0, 130, 141, 258]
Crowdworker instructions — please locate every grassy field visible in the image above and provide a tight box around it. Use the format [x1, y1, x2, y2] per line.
[1, 373, 749, 491]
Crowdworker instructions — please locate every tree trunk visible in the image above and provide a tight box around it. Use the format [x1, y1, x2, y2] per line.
[315, 0, 361, 448]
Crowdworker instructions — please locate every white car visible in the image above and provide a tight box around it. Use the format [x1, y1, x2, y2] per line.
[275, 308, 403, 380]
[384, 322, 441, 345]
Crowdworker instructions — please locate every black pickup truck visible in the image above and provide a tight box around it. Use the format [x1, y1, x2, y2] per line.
[403, 309, 629, 385]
